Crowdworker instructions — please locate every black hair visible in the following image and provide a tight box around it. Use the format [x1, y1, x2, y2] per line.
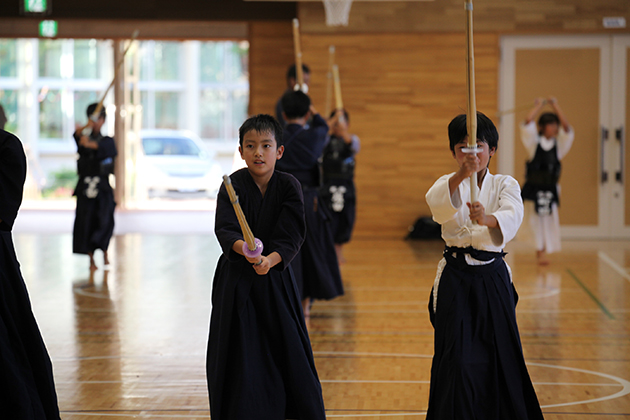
[329, 108, 349, 123]
[238, 114, 284, 148]
[537, 112, 560, 135]
[86, 103, 106, 120]
[281, 90, 311, 120]
[448, 112, 498, 152]
[286, 63, 311, 81]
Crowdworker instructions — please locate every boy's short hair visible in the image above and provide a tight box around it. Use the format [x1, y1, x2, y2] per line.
[286, 64, 311, 81]
[329, 108, 349, 123]
[86, 103, 106, 120]
[448, 112, 498, 152]
[238, 114, 284, 148]
[537, 112, 560, 130]
[281, 91, 311, 120]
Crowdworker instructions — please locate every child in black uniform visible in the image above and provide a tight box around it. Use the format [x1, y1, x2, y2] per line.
[72, 103, 117, 270]
[206, 114, 326, 420]
[321, 108, 360, 264]
[275, 63, 311, 127]
[276, 90, 344, 319]
[0, 129, 61, 419]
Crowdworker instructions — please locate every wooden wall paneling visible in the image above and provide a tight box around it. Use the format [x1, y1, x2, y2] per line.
[626, 46, 630, 227]
[248, 21, 295, 117]
[296, 32, 498, 239]
[298, 0, 630, 34]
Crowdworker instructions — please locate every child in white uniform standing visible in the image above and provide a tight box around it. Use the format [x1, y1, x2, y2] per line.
[425, 112, 543, 420]
[520, 97, 574, 265]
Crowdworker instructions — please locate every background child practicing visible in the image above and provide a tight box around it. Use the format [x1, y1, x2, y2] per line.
[206, 114, 326, 419]
[321, 108, 360, 264]
[276, 90, 343, 319]
[425, 112, 544, 420]
[520, 97, 574, 265]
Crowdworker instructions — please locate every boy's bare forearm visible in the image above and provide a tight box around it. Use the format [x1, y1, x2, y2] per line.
[232, 240, 282, 267]
[482, 215, 498, 228]
[232, 239, 246, 256]
[265, 252, 282, 268]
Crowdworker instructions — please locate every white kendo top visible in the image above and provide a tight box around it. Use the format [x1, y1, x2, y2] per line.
[426, 172, 524, 254]
[426, 172, 524, 311]
[520, 121, 574, 161]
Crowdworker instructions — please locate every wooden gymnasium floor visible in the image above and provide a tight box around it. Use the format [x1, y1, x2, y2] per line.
[13, 233, 630, 419]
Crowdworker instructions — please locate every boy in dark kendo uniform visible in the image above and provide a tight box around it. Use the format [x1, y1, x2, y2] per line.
[275, 63, 311, 127]
[0, 129, 61, 419]
[206, 114, 326, 420]
[72, 103, 117, 270]
[321, 108, 360, 264]
[520, 97, 573, 265]
[276, 90, 343, 319]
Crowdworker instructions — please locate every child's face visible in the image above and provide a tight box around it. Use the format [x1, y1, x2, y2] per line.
[540, 122, 559, 139]
[452, 137, 496, 170]
[330, 118, 348, 136]
[92, 116, 105, 133]
[239, 130, 284, 179]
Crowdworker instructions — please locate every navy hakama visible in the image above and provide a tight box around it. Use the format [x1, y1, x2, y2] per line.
[206, 169, 326, 420]
[276, 115, 344, 301]
[0, 130, 61, 419]
[426, 171, 543, 420]
[427, 248, 544, 420]
[295, 188, 344, 299]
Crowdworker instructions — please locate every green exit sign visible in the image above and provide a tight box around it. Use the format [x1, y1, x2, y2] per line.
[21, 0, 51, 15]
[39, 20, 58, 38]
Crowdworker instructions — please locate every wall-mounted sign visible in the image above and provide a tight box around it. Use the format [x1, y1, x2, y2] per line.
[21, 0, 51, 16]
[39, 20, 58, 38]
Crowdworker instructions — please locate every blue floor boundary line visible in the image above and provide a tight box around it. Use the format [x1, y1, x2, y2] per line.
[566, 269, 615, 320]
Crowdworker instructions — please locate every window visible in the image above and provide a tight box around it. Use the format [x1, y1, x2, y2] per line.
[0, 39, 17, 78]
[38, 88, 63, 138]
[74, 39, 102, 79]
[0, 37, 249, 203]
[198, 41, 249, 142]
[0, 90, 18, 133]
[39, 39, 64, 78]
[0, 40, 18, 133]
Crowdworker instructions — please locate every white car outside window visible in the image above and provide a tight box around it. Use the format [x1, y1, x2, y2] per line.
[137, 129, 222, 199]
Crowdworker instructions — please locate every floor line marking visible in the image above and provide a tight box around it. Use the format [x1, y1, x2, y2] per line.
[62, 413, 208, 418]
[566, 269, 615, 320]
[314, 351, 432, 358]
[518, 288, 561, 300]
[55, 378, 622, 387]
[327, 413, 426, 418]
[317, 301, 425, 307]
[528, 362, 630, 408]
[598, 251, 630, 283]
[311, 308, 629, 315]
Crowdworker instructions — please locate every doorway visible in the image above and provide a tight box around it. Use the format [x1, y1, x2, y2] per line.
[499, 35, 630, 239]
